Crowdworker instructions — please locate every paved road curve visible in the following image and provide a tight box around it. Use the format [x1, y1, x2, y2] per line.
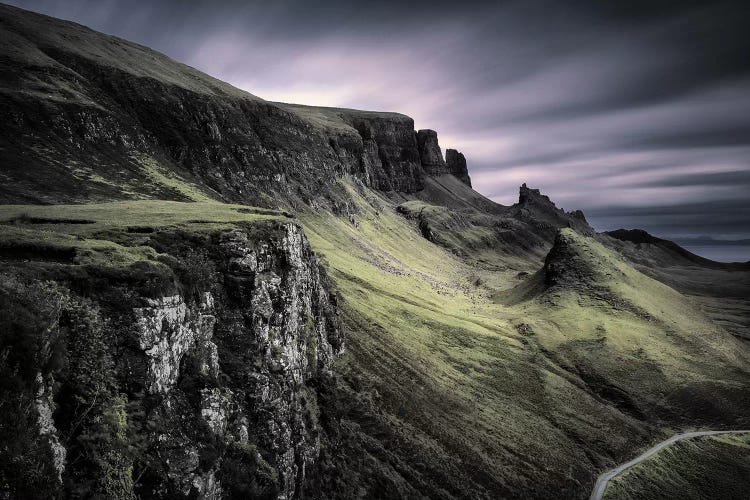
[590, 430, 750, 500]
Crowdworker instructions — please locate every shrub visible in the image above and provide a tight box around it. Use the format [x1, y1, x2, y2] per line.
[0, 275, 66, 499]
[174, 248, 217, 303]
[219, 441, 279, 499]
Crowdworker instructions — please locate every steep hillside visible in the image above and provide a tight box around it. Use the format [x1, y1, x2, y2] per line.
[603, 433, 750, 500]
[601, 229, 750, 341]
[301, 188, 750, 497]
[0, 2, 475, 209]
[1, 4, 749, 500]
[395, 183, 594, 271]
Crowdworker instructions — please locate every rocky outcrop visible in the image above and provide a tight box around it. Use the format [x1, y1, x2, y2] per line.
[568, 209, 587, 222]
[445, 149, 472, 186]
[544, 229, 600, 288]
[0, 220, 343, 499]
[136, 223, 343, 499]
[518, 183, 553, 207]
[543, 229, 661, 323]
[34, 372, 67, 484]
[513, 183, 594, 239]
[134, 293, 217, 394]
[395, 183, 596, 267]
[417, 129, 447, 175]
[343, 113, 425, 193]
[213, 223, 344, 497]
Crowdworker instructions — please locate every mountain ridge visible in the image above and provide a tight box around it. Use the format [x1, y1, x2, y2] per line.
[605, 228, 750, 269]
[0, 0, 478, 208]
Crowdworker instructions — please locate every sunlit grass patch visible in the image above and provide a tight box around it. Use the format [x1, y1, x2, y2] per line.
[0, 200, 288, 268]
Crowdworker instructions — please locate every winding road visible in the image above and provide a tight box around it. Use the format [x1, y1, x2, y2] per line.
[590, 430, 750, 500]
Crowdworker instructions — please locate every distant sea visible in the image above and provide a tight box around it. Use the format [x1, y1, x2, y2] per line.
[681, 245, 750, 263]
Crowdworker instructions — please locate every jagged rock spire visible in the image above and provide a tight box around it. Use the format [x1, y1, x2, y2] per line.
[445, 149, 471, 187]
[417, 129, 446, 174]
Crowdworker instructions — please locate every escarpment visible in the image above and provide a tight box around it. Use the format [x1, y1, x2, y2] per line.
[510, 183, 595, 240]
[339, 110, 425, 193]
[0, 218, 342, 499]
[279, 104, 477, 196]
[0, 4, 476, 206]
[395, 183, 595, 266]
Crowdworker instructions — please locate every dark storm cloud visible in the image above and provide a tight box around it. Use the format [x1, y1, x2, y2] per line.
[629, 170, 750, 189]
[588, 198, 750, 239]
[6, 0, 750, 239]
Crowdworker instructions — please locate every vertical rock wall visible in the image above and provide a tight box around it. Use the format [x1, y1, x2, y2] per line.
[3, 222, 343, 499]
[417, 129, 447, 175]
[131, 223, 343, 499]
[345, 115, 425, 193]
[445, 149, 472, 187]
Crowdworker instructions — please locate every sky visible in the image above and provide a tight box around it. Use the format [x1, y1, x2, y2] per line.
[8, 0, 750, 240]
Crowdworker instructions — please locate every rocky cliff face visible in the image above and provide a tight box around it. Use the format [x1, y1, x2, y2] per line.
[7, 7, 728, 500]
[0, 4, 476, 206]
[0, 10, 347, 208]
[0, 221, 342, 499]
[416, 129, 446, 175]
[445, 149, 472, 187]
[341, 112, 425, 193]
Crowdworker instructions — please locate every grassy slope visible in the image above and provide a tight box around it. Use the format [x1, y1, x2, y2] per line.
[0, 200, 287, 268]
[2, 3, 357, 207]
[514, 230, 750, 425]
[276, 102, 412, 133]
[2, 5, 747, 497]
[604, 433, 750, 500]
[601, 234, 750, 341]
[0, 3, 260, 100]
[0, 182, 748, 497]
[300, 179, 750, 497]
[397, 175, 506, 214]
[395, 198, 548, 273]
[302, 184, 620, 497]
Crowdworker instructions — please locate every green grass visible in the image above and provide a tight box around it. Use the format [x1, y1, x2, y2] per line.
[300, 181, 642, 495]
[1, 3, 261, 100]
[0, 200, 288, 268]
[604, 433, 750, 500]
[2, 188, 748, 496]
[278, 102, 411, 133]
[132, 154, 217, 202]
[298, 178, 750, 496]
[395, 199, 547, 273]
[0, 200, 287, 231]
[533, 231, 749, 379]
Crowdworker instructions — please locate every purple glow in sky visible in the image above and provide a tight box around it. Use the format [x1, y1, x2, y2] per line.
[7, 0, 750, 239]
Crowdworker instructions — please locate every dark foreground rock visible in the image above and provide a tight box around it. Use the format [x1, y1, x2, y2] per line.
[0, 221, 342, 499]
